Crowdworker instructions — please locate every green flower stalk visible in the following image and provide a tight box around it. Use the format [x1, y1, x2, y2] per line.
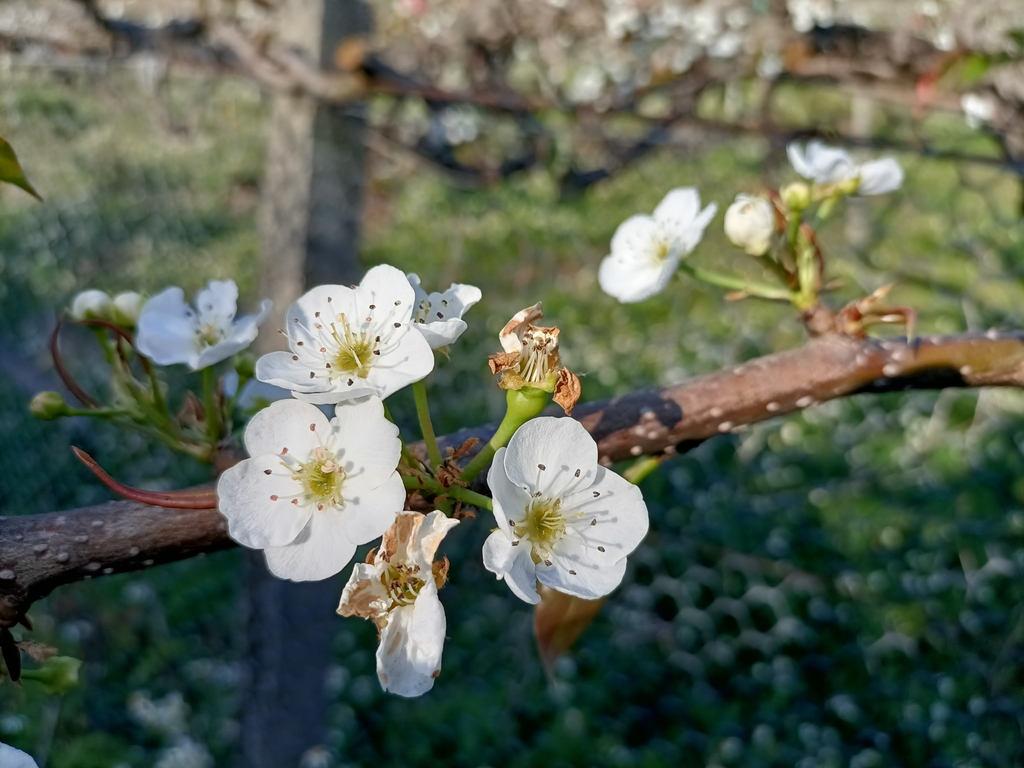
[21, 656, 82, 696]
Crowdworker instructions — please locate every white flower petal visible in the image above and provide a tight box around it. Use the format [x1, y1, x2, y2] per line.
[136, 287, 201, 367]
[411, 510, 460, 569]
[652, 187, 701, 230]
[416, 318, 468, 349]
[609, 214, 659, 259]
[194, 280, 238, 324]
[445, 283, 483, 313]
[358, 327, 435, 399]
[263, 509, 359, 581]
[563, 466, 649, 565]
[598, 254, 672, 304]
[254, 351, 336, 397]
[216, 454, 313, 548]
[376, 583, 446, 697]
[194, 337, 254, 370]
[680, 201, 719, 252]
[0, 743, 40, 768]
[336, 472, 406, 546]
[856, 158, 903, 195]
[327, 396, 402, 489]
[242, 399, 328, 458]
[360, 263, 417, 310]
[486, 447, 531, 539]
[537, 556, 627, 599]
[482, 530, 540, 604]
[502, 417, 599, 500]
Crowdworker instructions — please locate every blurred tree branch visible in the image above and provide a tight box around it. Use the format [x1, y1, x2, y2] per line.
[5, 328, 1024, 628]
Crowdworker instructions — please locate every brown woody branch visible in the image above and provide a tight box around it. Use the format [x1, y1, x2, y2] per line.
[3, 330, 1024, 628]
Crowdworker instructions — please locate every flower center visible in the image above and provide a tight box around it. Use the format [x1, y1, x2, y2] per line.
[514, 497, 565, 562]
[291, 447, 346, 507]
[330, 314, 376, 378]
[518, 326, 560, 384]
[381, 562, 425, 608]
[196, 321, 227, 349]
[653, 239, 670, 262]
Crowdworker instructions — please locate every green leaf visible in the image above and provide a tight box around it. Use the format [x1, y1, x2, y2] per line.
[960, 54, 992, 85]
[0, 135, 42, 200]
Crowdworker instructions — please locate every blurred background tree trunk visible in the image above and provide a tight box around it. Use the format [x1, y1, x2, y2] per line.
[241, 0, 370, 764]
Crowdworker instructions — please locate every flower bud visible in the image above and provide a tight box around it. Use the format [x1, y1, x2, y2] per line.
[780, 182, 811, 212]
[21, 655, 81, 696]
[233, 350, 257, 380]
[30, 391, 70, 420]
[111, 291, 145, 327]
[724, 194, 775, 256]
[70, 289, 112, 321]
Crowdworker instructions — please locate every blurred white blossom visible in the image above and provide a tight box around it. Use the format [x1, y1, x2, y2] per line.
[136, 280, 271, 370]
[598, 187, 717, 303]
[787, 140, 903, 195]
[0, 742, 39, 768]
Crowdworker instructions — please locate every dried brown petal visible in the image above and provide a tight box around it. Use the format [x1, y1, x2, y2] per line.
[432, 557, 451, 590]
[553, 369, 582, 416]
[488, 350, 520, 374]
[533, 585, 605, 674]
[16, 641, 57, 662]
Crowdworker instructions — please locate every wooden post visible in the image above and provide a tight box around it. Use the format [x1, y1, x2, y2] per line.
[241, 2, 370, 765]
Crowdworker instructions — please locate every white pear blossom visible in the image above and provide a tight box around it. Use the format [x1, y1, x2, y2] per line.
[598, 187, 717, 304]
[407, 273, 482, 350]
[482, 417, 649, 603]
[787, 140, 903, 195]
[216, 396, 405, 581]
[0, 743, 39, 768]
[255, 264, 434, 404]
[70, 289, 112, 321]
[724, 194, 775, 256]
[339, 510, 458, 697]
[136, 280, 271, 370]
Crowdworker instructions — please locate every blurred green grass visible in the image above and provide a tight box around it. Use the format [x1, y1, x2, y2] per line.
[2, 67, 1024, 767]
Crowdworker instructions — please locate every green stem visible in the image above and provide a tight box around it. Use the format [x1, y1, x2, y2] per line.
[402, 473, 493, 511]
[785, 212, 802, 253]
[676, 262, 794, 302]
[65, 406, 128, 418]
[624, 455, 664, 485]
[202, 366, 221, 447]
[459, 387, 550, 484]
[413, 380, 443, 471]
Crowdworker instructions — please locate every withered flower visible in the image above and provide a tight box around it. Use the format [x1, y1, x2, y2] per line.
[487, 303, 581, 416]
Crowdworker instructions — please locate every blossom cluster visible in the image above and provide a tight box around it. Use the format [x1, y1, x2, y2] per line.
[60, 261, 636, 698]
[598, 141, 904, 306]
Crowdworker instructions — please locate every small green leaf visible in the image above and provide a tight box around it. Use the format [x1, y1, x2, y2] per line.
[0, 135, 42, 200]
[960, 54, 992, 85]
